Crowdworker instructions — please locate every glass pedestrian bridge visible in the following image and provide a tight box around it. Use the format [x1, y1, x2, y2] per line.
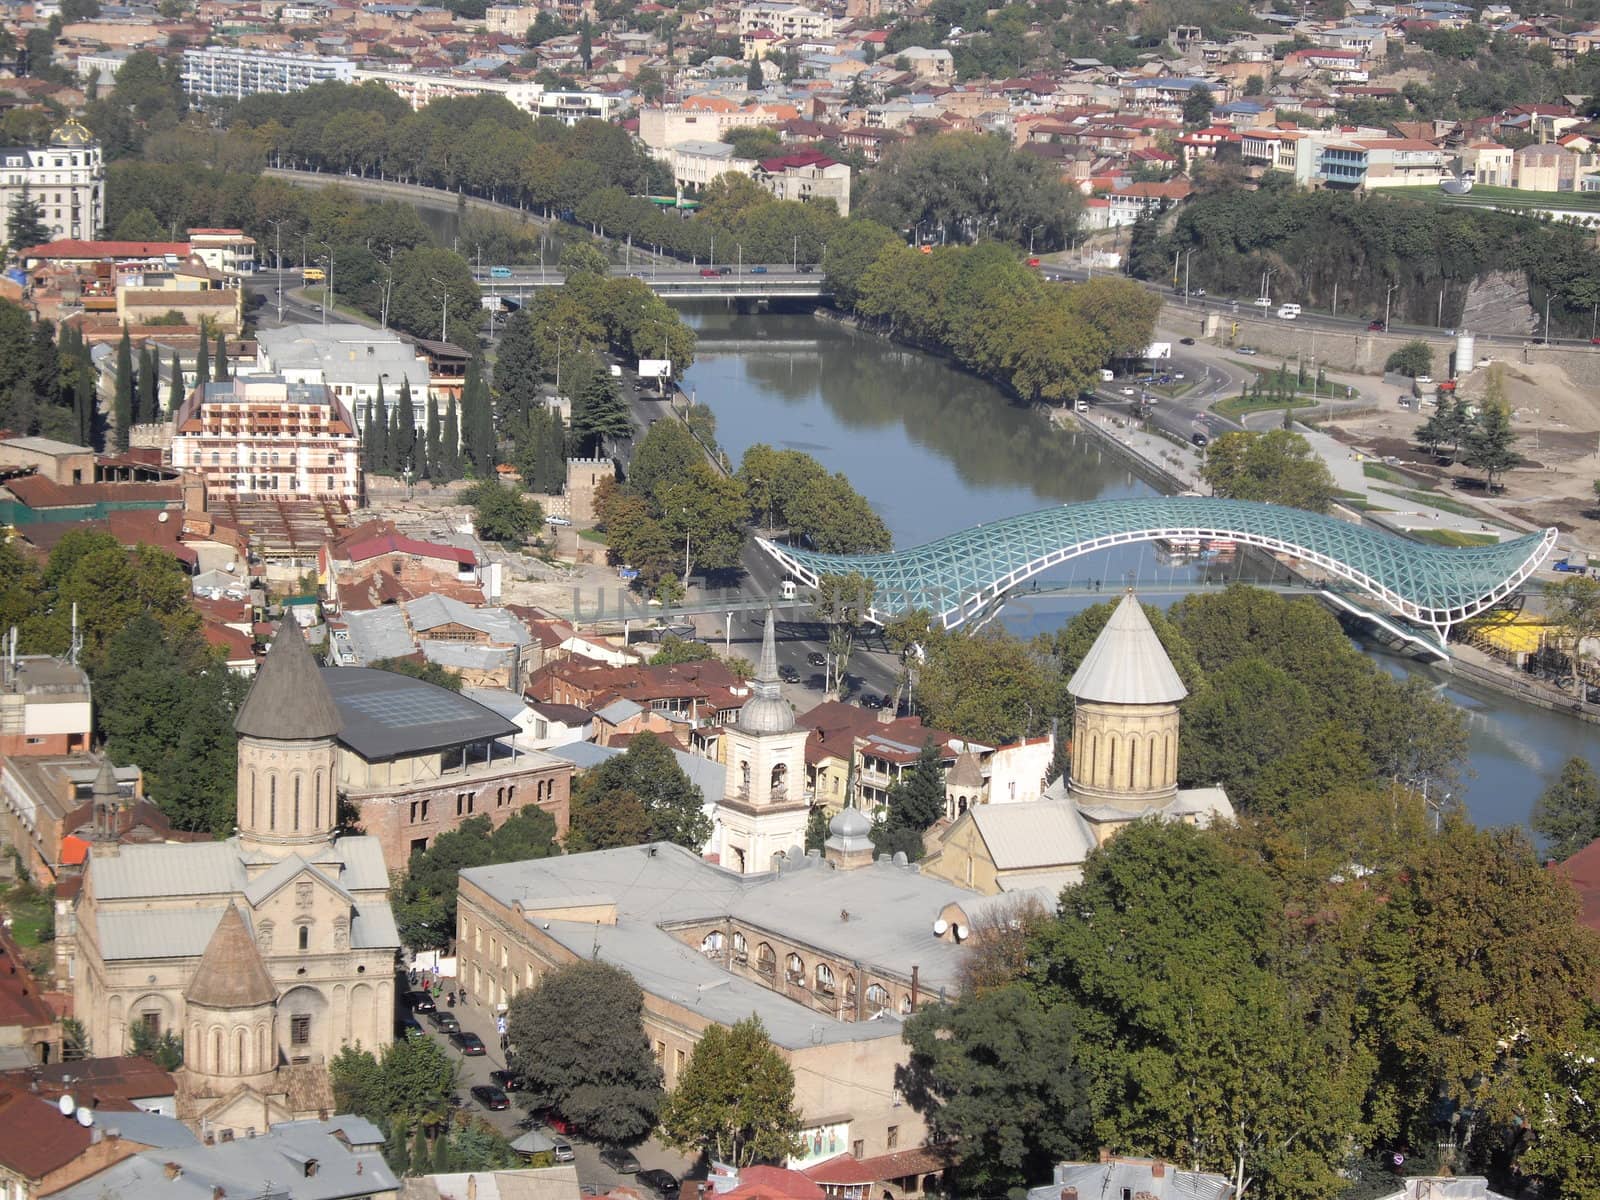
[757, 497, 1558, 644]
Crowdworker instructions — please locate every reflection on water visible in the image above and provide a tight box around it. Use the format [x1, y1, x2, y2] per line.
[680, 304, 1593, 835]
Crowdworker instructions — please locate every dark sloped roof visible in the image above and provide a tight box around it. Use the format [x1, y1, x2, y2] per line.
[319, 668, 518, 762]
[184, 904, 276, 1010]
[234, 623, 342, 741]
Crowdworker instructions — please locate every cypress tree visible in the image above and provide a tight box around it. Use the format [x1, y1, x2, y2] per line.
[443, 397, 460, 481]
[363, 402, 377, 473]
[371, 383, 390, 475]
[394, 378, 416, 474]
[424, 393, 441, 481]
[112, 329, 133, 452]
[214, 330, 228, 382]
[195, 335, 210, 390]
[431, 1127, 451, 1173]
[389, 405, 403, 474]
[408, 1126, 429, 1176]
[167, 351, 183, 415]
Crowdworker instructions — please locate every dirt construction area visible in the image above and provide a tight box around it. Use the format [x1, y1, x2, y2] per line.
[1321, 357, 1600, 547]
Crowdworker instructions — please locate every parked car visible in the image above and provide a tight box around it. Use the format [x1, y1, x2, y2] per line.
[404, 990, 436, 1013]
[750, 265, 768, 274]
[489, 1069, 522, 1092]
[778, 664, 799, 683]
[552, 1139, 576, 1163]
[861, 694, 884, 709]
[1191, 432, 1209, 447]
[806, 652, 826, 667]
[471, 1085, 510, 1111]
[698, 268, 718, 277]
[1193, 288, 1206, 297]
[1238, 345, 1258, 356]
[601, 1147, 642, 1174]
[1368, 320, 1387, 331]
[1252, 297, 1273, 308]
[545, 515, 573, 527]
[449, 1031, 487, 1056]
[638, 1170, 681, 1198]
[395, 1014, 423, 1039]
[1415, 375, 1433, 385]
[798, 264, 815, 273]
[1179, 337, 1196, 345]
[1026, 256, 1041, 267]
[1119, 386, 1136, 395]
[717, 266, 733, 276]
[426, 1010, 460, 1034]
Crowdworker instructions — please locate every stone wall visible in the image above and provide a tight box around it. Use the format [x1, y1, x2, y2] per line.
[1184, 308, 1456, 374]
[1460, 269, 1537, 337]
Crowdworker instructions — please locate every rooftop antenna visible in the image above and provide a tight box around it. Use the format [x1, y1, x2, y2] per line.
[68, 603, 81, 668]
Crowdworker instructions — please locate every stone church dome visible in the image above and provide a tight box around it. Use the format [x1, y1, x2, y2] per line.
[829, 806, 872, 840]
[736, 609, 795, 736]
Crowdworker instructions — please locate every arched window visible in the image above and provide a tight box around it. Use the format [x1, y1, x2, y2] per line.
[293, 776, 301, 830]
[1128, 736, 1139, 788]
[865, 984, 889, 1013]
[1086, 734, 1097, 780]
[771, 763, 788, 799]
[1148, 738, 1156, 783]
[732, 932, 747, 962]
[269, 776, 276, 830]
[957, 796, 968, 816]
[235, 1027, 247, 1074]
[314, 772, 323, 828]
[739, 761, 751, 795]
[755, 943, 775, 975]
[1108, 739, 1117, 786]
[901, 994, 914, 1014]
[699, 931, 724, 956]
[814, 963, 835, 995]
[786, 953, 805, 983]
[210, 1027, 222, 1073]
[297, 925, 309, 951]
[250, 774, 256, 827]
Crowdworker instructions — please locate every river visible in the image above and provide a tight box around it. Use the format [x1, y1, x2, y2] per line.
[679, 303, 1595, 835]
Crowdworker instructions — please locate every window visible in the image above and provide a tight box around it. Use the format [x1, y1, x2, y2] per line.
[786, 953, 805, 984]
[654, 1040, 665, 1061]
[815, 963, 835, 994]
[852, 1140, 864, 1159]
[887, 1126, 898, 1150]
[291, 1014, 310, 1045]
[675, 1048, 685, 1074]
[865, 984, 889, 1014]
[298, 926, 309, 951]
[732, 932, 747, 962]
[141, 1011, 161, 1036]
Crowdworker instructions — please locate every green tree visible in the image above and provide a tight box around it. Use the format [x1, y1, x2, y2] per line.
[494, 309, 543, 422]
[1533, 756, 1600, 861]
[507, 959, 663, 1145]
[6, 184, 49, 251]
[1461, 399, 1520, 491]
[746, 55, 763, 90]
[213, 330, 228, 383]
[1201, 429, 1335, 512]
[393, 378, 417, 473]
[394, 808, 560, 950]
[659, 1016, 802, 1167]
[1028, 820, 1369, 1200]
[566, 732, 711, 852]
[658, 464, 749, 580]
[811, 572, 875, 698]
[463, 478, 542, 543]
[1545, 574, 1600, 698]
[900, 984, 1089, 1195]
[1182, 85, 1215, 126]
[112, 329, 133, 452]
[136, 345, 156, 425]
[649, 635, 714, 666]
[559, 240, 610, 278]
[886, 741, 945, 834]
[917, 629, 1053, 745]
[628, 417, 704, 502]
[129, 1022, 184, 1069]
[570, 366, 631, 456]
[371, 656, 463, 692]
[166, 350, 183, 414]
[1384, 340, 1434, 377]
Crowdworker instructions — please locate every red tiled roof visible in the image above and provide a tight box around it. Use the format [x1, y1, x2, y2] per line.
[4, 475, 181, 510]
[59, 836, 88, 866]
[1552, 837, 1600, 929]
[0, 1088, 95, 1180]
[0, 928, 55, 1031]
[342, 532, 475, 566]
[202, 619, 256, 662]
[804, 1146, 954, 1185]
[759, 149, 838, 172]
[19, 240, 190, 261]
[724, 1166, 826, 1200]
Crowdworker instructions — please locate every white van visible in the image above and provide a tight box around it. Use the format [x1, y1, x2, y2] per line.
[1276, 305, 1299, 320]
[1099, 369, 1115, 383]
[780, 579, 797, 600]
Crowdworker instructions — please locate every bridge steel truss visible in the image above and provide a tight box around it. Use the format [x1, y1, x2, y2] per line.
[756, 497, 1558, 647]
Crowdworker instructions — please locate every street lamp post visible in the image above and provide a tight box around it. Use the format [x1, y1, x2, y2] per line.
[1029, 224, 1044, 255]
[1545, 293, 1553, 344]
[681, 505, 690, 586]
[429, 276, 449, 343]
[319, 240, 333, 326]
[1384, 282, 1400, 333]
[267, 219, 284, 322]
[1182, 248, 1194, 300]
[1260, 266, 1277, 306]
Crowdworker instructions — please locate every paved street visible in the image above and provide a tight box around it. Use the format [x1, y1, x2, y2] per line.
[403, 977, 699, 1194]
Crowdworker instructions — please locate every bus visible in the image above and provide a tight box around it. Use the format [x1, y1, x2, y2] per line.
[302, 267, 326, 284]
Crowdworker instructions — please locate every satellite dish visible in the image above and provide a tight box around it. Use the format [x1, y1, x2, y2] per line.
[954, 924, 969, 941]
[224, 561, 236, 573]
[75, 1107, 93, 1127]
[58, 1095, 75, 1116]
[932, 919, 948, 936]
[157, 511, 169, 523]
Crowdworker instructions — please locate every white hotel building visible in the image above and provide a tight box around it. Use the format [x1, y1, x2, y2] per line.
[181, 47, 356, 101]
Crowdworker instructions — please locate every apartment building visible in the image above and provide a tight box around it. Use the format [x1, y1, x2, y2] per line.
[737, 1, 834, 40]
[180, 46, 355, 100]
[0, 118, 104, 243]
[187, 228, 257, 275]
[351, 69, 621, 124]
[253, 324, 433, 434]
[755, 150, 851, 216]
[170, 376, 362, 503]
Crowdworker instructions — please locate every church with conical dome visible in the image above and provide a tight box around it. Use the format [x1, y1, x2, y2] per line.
[68, 625, 399, 1138]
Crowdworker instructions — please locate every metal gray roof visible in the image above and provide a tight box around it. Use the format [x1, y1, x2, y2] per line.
[463, 687, 532, 720]
[96, 906, 236, 961]
[966, 800, 1098, 870]
[1067, 591, 1187, 705]
[254, 324, 430, 393]
[595, 698, 643, 724]
[1031, 1159, 1234, 1200]
[406, 595, 530, 645]
[320, 667, 519, 762]
[543, 741, 725, 805]
[351, 901, 401, 950]
[462, 843, 976, 1048]
[422, 640, 513, 670]
[91, 842, 247, 900]
[45, 1115, 398, 1200]
[235, 623, 343, 741]
[94, 1109, 200, 1150]
[341, 606, 416, 663]
[242, 854, 354, 908]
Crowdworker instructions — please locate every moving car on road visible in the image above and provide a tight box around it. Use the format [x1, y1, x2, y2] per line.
[449, 1031, 487, 1056]
[404, 990, 436, 1013]
[426, 1010, 460, 1034]
[471, 1085, 510, 1111]
[806, 652, 826, 667]
[778, 664, 799, 683]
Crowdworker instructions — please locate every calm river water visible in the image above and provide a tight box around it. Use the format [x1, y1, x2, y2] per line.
[680, 304, 1596, 834]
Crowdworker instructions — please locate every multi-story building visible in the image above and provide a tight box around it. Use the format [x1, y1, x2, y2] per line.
[170, 376, 362, 503]
[0, 118, 104, 243]
[350, 69, 621, 124]
[0, 755, 142, 886]
[0, 654, 92, 759]
[738, 1, 834, 40]
[754, 150, 851, 216]
[187, 228, 257, 275]
[253, 324, 433, 434]
[181, 47, 355, 101]
[484, 3, 532, 35]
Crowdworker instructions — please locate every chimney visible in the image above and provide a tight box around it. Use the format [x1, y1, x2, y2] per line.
[1151, 1162, 1165, 1179]
[212, 1188, 226, 1200]
[1098, 1148, 1111, 1164]
[1062, 1190, 1078, 1200]
[164, 1163, 182, 1180]
[468, 1175, 479, 1200]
